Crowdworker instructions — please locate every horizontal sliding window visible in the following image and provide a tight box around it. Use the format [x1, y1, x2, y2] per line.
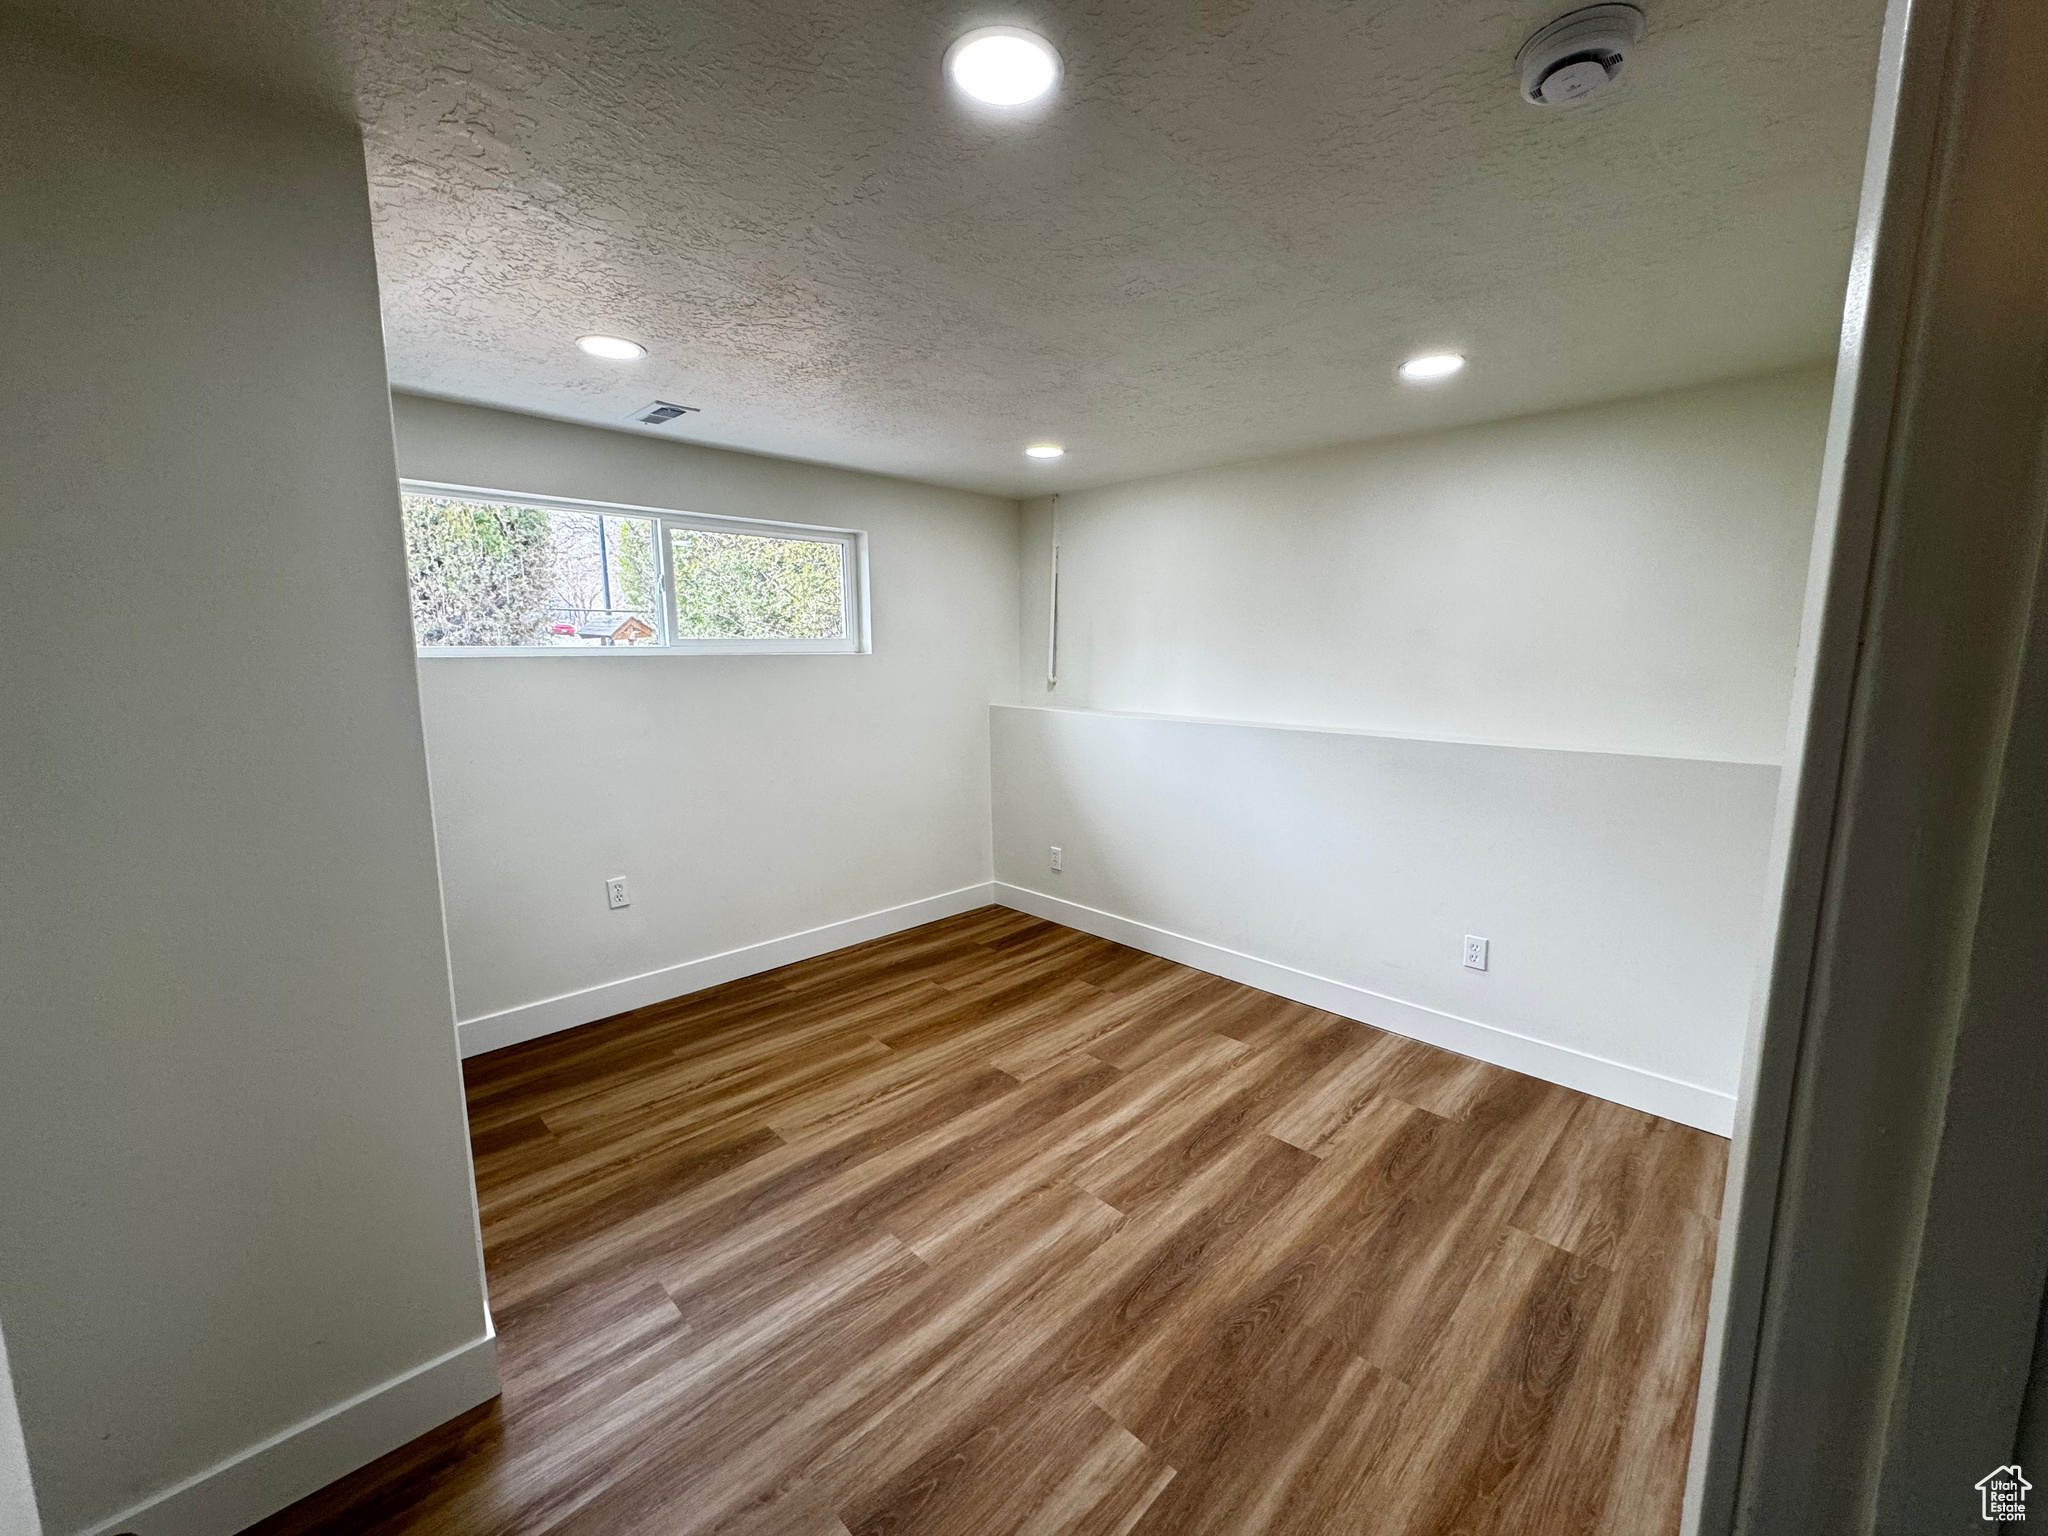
[670, 525, 849, 641]
[400, 482, 865, 656]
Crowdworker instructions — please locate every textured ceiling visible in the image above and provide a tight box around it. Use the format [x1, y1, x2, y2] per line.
[22, 0, 1886, 494]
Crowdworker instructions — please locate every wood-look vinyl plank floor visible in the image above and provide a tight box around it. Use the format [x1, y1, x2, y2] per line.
[246, 906, 1727, 1536]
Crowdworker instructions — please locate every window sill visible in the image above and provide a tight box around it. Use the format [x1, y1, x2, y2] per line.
[417, 642, 866, 658]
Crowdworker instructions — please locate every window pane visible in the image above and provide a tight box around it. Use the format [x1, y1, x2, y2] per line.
[401, 495, 660, 647]
[668, 526, 847, 640]
[550, 513, 660, 645]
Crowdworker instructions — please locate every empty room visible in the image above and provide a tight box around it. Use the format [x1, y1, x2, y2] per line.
[9, 1, 2048, 1535]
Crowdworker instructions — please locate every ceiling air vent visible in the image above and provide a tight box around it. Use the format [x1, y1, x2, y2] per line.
[631, 400, 700, 427]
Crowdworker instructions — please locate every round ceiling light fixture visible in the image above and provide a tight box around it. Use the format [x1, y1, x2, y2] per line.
[1517, 4, 1644, 106]
[947, 27, 1061, 106]
[1398, 352, 1466, 382]
[1025, 442, 1066, 459]
[577, 334, 647, 361]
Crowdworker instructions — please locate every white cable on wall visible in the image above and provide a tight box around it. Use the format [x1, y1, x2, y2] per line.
[1046, 494, 1060, 688]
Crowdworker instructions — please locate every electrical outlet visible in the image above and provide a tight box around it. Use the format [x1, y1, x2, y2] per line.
[606, 876, 631, 910]
[1463, 935, 1489, 971]
[1049, 845, 1063, 873]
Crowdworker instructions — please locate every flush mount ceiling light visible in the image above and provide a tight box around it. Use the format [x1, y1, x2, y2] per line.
[1025, 443, 1066, 459]
[1398, 352, 1467, 382]
[577, 334, 647, 361]
[947, 27, 1061, 106]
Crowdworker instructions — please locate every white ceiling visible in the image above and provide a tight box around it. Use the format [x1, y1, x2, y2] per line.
[30, 0, 1886, 495]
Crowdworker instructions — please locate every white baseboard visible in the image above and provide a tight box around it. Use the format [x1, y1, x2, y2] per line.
[996, 883, 1736, 1136]
[74, 1329, 499, 1536]
[456, 883, 1000, 1058]
[455, 877, 1733, 1132]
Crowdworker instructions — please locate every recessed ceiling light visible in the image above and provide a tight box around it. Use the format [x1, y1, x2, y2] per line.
[577, 334, 646, 361]
[1398, 352, 1466, 382]
[947, 27, 1061, 106]
[1025, 443, 1065, 459]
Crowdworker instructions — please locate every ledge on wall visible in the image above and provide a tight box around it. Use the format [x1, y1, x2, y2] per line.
[995, 702, 1783, 769]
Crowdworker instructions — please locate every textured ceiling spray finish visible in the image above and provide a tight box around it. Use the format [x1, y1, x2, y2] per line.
[36, 0, 1886, 493]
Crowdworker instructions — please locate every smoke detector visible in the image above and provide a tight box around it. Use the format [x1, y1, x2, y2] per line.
[1518, 4, 1644, 105]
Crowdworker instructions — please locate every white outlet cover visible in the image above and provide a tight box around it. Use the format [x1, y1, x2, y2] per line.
[1463, 935, 1489, 971]
[606, 876, 631, 910]
[1049, 845, 1063, 872]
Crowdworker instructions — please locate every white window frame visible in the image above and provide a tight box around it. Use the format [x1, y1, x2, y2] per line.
[402, 480, 870, 658]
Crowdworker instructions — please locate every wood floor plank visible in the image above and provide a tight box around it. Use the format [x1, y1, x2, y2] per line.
[794, 1140, 1305, 1524]
[1365, 1225, 1612, 1535]
[1082, 970, 1278, 1069]
[1546, 1123, 1726, 1536]
[1080, 1013, 1364, 1215]
[555, 1187, 1128, 1535]
[1309, 1072, 1581, 1380]
[1122, 1324, 1411, 1536]
[651, 1054, 1128, 1309]
[885, 1034, 1247, 1260]
[480, 1120, 785, 1275]
[1264, 1026, 1402, 1154]
[839, 1384, 1167, 1536]
[1509, 1093, 1668, 1268]
[246, 906, 1725, 1536]
[1088, 1095, 1448, 1444]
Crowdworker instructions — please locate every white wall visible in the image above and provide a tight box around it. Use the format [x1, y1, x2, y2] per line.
[992, 707, 1779, 1132]
[407, 372, 1815, 1113]
[391, 395, 1020, 1047]
[996, 369, 1829, 1133]
[0, 1319, 39, 1536]
[1022, 367, 1832, 763]
[0, 28, 494, 1536]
